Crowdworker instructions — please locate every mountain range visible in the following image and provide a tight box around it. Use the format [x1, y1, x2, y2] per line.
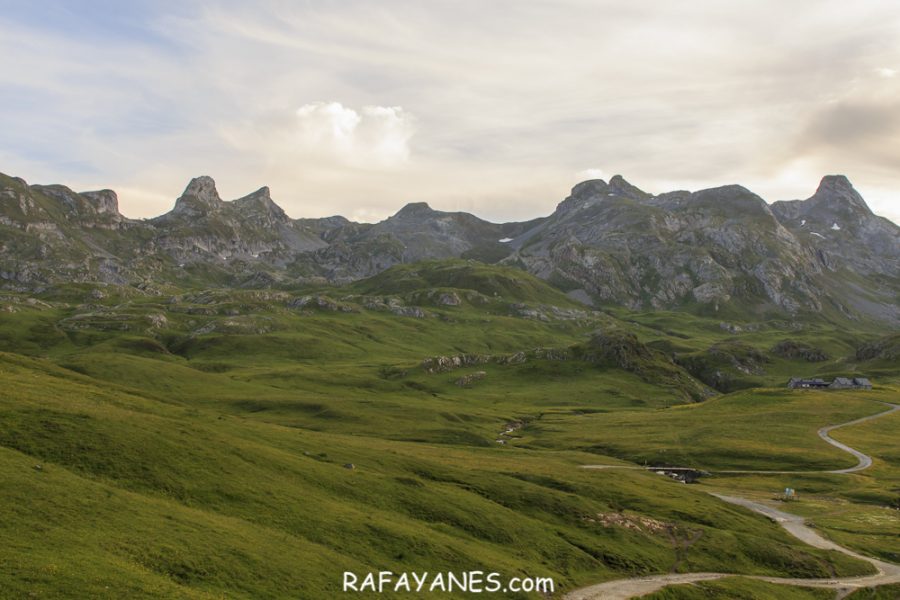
[1, 170, 898, 324]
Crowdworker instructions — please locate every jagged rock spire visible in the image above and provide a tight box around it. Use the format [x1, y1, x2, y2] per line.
[171, 176, 222, 216]
[810, 175, 872, 216]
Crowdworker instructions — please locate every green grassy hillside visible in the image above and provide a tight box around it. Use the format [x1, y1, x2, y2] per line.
[349, 259, 584, 307]
[643, 577, 832, 600]
[527, 387, 897, 471]
[1, 260, 897, 598]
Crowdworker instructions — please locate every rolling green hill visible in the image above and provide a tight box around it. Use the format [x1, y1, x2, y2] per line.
[1, 259, 898, 598]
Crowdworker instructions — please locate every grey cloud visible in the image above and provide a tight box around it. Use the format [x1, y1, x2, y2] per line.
[799, 102, 900, 149]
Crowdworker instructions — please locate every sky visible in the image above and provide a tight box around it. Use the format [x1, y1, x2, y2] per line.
[1, 1, 899, 224]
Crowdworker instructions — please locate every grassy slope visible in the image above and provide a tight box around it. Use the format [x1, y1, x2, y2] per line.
[526, 387, 896, 471]
[643, 577, 833, 600]
[776, 408, 900, 565]
[1, 353, 873, 598]
[1, 262, 897, 598]
[845, 584, 900, 599]
[348, 259, 583, 307]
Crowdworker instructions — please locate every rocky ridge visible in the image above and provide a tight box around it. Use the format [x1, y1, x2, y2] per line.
[1, 170, 897, 324]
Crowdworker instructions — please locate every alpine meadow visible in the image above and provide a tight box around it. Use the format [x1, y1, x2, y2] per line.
[2, 3, 900, 600]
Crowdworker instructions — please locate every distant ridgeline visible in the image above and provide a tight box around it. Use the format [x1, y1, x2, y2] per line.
[1, 170, 898, 325]
[788, 377, 872, 390]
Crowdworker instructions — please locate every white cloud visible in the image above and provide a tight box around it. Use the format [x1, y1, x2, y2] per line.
[576, 168, 606, 182]
[876, 67, 897, 78]
[292, 101, 414, 167]
[296, 102, 361, 147]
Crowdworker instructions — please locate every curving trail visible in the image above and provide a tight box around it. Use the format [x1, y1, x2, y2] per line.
[569, 402, 900, 600]
[817, 403, 900, 473]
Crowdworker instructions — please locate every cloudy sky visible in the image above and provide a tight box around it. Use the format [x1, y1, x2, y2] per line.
[1, 1, 899, 224]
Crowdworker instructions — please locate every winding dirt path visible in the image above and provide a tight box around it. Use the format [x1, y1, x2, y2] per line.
[818, 403, 900, 473]
[569, 402, 900, 599]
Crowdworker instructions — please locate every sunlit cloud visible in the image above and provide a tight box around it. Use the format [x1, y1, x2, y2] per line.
[575, 169, 607, 182]
[291, 101, 414, 167]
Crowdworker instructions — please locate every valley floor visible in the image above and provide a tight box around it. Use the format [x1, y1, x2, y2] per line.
[569, 403, 900, 599]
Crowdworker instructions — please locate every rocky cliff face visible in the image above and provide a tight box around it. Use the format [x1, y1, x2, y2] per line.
[506, 177, 829, 315]
[504, 175, 899, 322]
[1, 169, 897, 324]
[148, 177, 327, 268]
[771, 175, 899, 277]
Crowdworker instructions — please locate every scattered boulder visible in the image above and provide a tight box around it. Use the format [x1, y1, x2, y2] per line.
[146, 313, 168, 329]
[719, 321, 759, 334]
[390, 306, 427, 318]
[288, 294, 356, 313]
[507, 303, 590, 321]
[454, 371, 486, 387]
[191, 322, 217, 336]
[343, 463, 356, 470]
[588, 512, 676, 535]
[421, 348, 572, 374]
[422, 354, 491, 373]
[719, 321, 743, 334]
[509, 304, 550, 321]
[499, 351, 528, 365]
[531, 347, 572, 361]
[436, 291, 461, 306]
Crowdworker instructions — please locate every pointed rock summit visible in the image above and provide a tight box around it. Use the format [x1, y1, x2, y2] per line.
[235, 186, 274, 207]
[234, 186, 289, 224]
[608, 175, 650, 200]
[772, 175, 874, 225]
[173, 176, 222, 214]
[555, 179, 607, 213]
[393, 202, 435, 218]
[556, 175, 649, 213]
[809, 175, 872, 216]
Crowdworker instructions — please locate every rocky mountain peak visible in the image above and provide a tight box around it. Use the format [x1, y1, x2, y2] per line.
[818, 174, 853, 190]
[174, 176, 222, 213]
[81, 189, 120, 216]
[608, 175, 650, 200]
[393, 202, 436, 219]
[30, 184, 119, 221]
[554, 179, 609, 213]
[692, 185, 772, 213]
[771, 175, 875, 228]
[233, 186, 288, 222]
[810, 175, 872, 216]
[570, 179, 609, 199]
[236, 186, 272, 205]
